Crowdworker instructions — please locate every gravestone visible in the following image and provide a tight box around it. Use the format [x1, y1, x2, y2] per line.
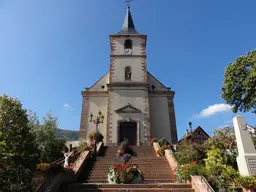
[233, 116, 256, 176]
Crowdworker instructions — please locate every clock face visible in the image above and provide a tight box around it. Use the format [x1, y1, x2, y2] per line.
[125, 49, 133, 55]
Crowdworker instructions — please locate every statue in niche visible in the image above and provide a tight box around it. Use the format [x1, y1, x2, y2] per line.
[125, 66, 132, 81]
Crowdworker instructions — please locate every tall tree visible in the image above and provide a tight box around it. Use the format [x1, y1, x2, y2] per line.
[29, 112, 66, 163]
[222, 50, 256, 113]
[0, 94, 39, 192]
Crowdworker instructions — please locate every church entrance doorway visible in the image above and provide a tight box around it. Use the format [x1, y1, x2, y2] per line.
[119, 122, 137, 146]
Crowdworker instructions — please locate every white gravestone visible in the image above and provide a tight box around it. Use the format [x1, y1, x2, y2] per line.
[233, 116, 256, 176]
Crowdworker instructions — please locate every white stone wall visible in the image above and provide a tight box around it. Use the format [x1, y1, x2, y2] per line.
[89, 73, 109, 91]
[87, 96, 108, 143]
[147, 73, 167, 91]
[112, 37, 142, 55]
[110, 89, 147, 143]
[113, 57, 144, 82]
[149, 96, 171, 142]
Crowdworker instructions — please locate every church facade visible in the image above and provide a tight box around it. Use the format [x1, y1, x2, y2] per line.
[79, 6, 178, 146]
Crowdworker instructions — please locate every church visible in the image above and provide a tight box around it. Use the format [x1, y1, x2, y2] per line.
[79, 6, 178, 146]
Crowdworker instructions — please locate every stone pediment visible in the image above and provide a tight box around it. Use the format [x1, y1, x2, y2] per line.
[115, 103, 141, 114]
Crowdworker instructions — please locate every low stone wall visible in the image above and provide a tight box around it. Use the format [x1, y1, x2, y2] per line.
[153, 142, 161, 156]
[191, 176, 215, 192]
[164, 149, 180, 171]
[37, 142, 103, 192]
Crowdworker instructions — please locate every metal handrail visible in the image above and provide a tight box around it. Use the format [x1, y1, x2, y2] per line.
[200, 175, 215, 192]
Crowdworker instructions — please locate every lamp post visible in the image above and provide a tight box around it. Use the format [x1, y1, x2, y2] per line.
[89, 110, 104, 156]
[189, 121, 192, 133]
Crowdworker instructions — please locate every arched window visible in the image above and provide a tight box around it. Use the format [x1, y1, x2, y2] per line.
[124, 39, 132, 49]
[125, 66, 132, 81]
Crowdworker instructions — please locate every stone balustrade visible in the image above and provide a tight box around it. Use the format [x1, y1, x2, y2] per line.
[153, 142, 161, 156]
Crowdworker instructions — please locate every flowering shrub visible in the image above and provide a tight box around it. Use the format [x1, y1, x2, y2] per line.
[156, 144, 170, 156]
[117, 141, 137, 158]
[120, 153, 131, 164]
[238, 176, 256, 189]
[107, 164, 143, 184]
[37, 163, 50, 172]
[174, 161, 205, 182]
[161, 144, 170, 150]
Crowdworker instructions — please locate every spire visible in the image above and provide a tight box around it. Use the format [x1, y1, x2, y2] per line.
[118, 5, 139, 34]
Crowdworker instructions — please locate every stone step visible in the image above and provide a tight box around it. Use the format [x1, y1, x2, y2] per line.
[97, 157, 164, 159]
[89, 172, 173, 176]
[90, 169, 172, 173]
[76, 188, 195, 192]
[87, 179, 176, 183]
[70, 184, 192, 189]
[89, 176, 173, 180]
[95, 159, 168, 162]
[93, 164, 170, 167]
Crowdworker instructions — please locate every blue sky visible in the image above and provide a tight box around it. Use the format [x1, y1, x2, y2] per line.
[0, 0, 255, 139]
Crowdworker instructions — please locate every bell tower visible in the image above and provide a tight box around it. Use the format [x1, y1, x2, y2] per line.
[109, 5, 147, 83]
[106, 5, 151, 146]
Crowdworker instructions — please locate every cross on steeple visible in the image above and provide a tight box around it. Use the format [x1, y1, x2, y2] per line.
[118, 0, 139, 34]
[124, 0, 133, 8]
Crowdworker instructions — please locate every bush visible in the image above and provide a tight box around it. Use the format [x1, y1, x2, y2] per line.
[157, 138, 170, 147]
[237, 175, 256, 189]
[174, 140, 205, 165]
[157, 148, 165, 156]
[161, 144, 170, 150]
[37, 163, 50, 172]
[174, 161, 206, 182]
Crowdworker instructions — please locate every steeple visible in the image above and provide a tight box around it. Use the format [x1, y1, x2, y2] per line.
[118, 5, 139, 34]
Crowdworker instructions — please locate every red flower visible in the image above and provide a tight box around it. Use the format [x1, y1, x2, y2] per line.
[191, 161, 197, 165]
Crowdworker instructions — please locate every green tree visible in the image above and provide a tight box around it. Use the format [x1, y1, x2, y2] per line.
[174, 140, 207, 164]
[204, 147, 239, 191]
[222, 50, 256, 113]
[205, 126, 237, 169]
[0, 94, 39, 192]
[29, 112, 66, 163]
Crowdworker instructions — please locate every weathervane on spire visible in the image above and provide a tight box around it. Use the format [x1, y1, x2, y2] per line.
[124, 0, 133, 7]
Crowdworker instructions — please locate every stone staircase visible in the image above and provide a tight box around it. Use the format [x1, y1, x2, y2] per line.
[72, 146, 195, 192]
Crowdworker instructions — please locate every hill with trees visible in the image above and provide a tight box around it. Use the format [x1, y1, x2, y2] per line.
[55, 128, 79, 141]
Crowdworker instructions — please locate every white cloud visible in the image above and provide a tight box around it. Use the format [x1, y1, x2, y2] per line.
[63, 103, 74, 110]
[195, 103, 232, 118]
